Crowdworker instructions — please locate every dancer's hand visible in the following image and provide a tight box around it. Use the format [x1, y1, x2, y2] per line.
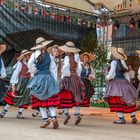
[12, 85, 16, 91]
[88, 74, 94, 80]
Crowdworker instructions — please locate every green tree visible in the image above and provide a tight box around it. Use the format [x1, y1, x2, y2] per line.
[80, 32, 108, 98]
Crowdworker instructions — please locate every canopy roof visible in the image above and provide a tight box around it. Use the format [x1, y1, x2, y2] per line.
[43, 0, 123, 13]
[42, 0, 140, 15]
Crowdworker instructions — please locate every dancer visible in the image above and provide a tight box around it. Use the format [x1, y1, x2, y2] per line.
[0, 44, 7, 103]
[1, 50, 31, 119]
[80, 52, 95, 107]
[27, 37, 60, 129]
[32, 45, 63, 117]
[104, 47, 138, 124]
[136, 50, 140, 96]
[59, 41, 85, 125]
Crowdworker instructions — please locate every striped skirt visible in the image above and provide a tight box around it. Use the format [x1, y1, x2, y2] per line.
[31, 94, 60, 109]
[59, 90, 75, 109]
[3, 78, 30, 109]
[108, 96, 138, 113]
[3, 91, 29, 109]
[59, 75, 85, 108]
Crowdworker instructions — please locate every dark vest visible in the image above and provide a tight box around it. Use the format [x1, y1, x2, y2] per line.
[81, 64, 91, 79]
[35, 52, 51, 75]
[114, 60, 125, 79]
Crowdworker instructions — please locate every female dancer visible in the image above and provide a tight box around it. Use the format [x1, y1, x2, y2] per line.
[59, 41, 85, 125]
[0, 50, 31, 119]
[80, 52, 95, 107]
[105, 47, 138, 124]
[32, 45, 63, 117]
[0, 44, 7, 103]
[136, 50, 140, 96]
[27, 37, 60, 129]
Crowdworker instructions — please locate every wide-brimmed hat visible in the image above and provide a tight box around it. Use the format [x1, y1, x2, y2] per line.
[109, 47, 127, 60]
[59, 41, 81, 53]
[17, 50, 32, 61]
[31, 37, 53, 51]
[47, 44, 64, 55]
[136, 50, 140, 55]
[80, 52, 95, 62]
[0, 44, 6, 55]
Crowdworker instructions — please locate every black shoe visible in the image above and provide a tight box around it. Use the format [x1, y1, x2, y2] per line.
[32, 112, 39, 117]
[52, 119, 59, 129]
[64, 115, 71, 125]
[17, 112, 25, 119]
[0, 109, 7, 118]
[40, 120, 50, 128]
[75, 117, 81, 125]
[132, 118, 137, 124]
[113, 120, 126, 124]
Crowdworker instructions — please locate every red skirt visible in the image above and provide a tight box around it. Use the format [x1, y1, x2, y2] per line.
[59, 90, 82, 109]
[82, 94, 90, 107]
[108, 96, 138, 113]
[3, 91, 29, 109]
[31, 94, 60, 109]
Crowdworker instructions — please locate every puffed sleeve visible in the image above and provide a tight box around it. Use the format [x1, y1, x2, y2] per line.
[0, 58, 7, 78]
[49, 54, 57, 81]
[74, 53, 82, 77]
[61, 55, 70, 79]
[106, 60, 117, 80]
[10, 61, 22, 85]
[27, 52, 38, 77]
[90, 66, 96, 79]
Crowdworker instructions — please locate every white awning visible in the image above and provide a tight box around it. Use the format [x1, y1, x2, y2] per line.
[44, 0, 124, 13]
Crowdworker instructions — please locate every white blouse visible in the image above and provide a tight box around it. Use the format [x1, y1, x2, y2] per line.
[106, 60, 130, 81]
[28, 50, 59, 80]
[27, 50, 41, 77]
[90, 66, 96, 79]
[61, 53, 82, 79]
[0, 58, 7, 78]
[128, 70, 135, 79]
[10, 61, 28, 85]
[49, 54, 60, 81]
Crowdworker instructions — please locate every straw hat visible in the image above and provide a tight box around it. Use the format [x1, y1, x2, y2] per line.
[136, 50, 140, 54]
[47, 44, 64, 55]
[109, 47, 127, 60]
[80, 52, 95, 62]
[59, 41, 81, 53]
[17, 50, 31, 61]
[31, 37, 53, 51]
[0, 44, 6, 55]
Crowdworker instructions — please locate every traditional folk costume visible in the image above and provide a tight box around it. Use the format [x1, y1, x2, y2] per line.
[27, 37, 60, 129]
[59, 41, 85, 125]
[1, 50, 31, 119]
[80, 52, 95, 107]
[136, 50, 140, 95]
[32, 45, 63, 117]
[105, 47, 138, 124]
[0, 45, 7, 102]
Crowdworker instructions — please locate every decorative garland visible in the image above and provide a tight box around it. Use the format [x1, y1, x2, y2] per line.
[0, 0, 95, 28]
